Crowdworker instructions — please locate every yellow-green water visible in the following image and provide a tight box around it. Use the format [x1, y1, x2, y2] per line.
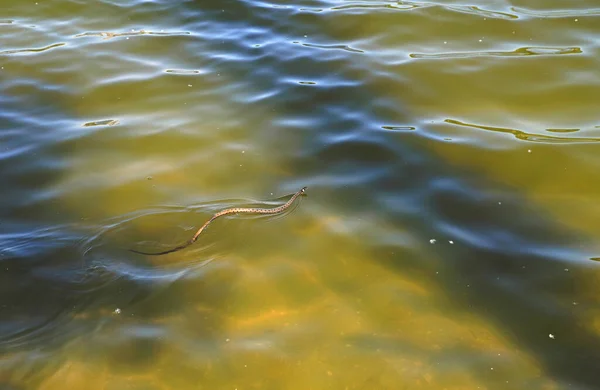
[1, 1, 599, 389]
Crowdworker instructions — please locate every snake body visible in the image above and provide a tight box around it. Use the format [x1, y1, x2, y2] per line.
[130, 186, 306, 256]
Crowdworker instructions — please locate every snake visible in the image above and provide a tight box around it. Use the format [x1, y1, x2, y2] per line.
[129, 186, 307, 256]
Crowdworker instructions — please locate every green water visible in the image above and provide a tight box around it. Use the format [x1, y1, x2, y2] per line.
[1, 0, 599, 389]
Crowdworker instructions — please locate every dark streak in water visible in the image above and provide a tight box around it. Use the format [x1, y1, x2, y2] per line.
[411, 46, 582, 59]
[0, 43, 66, 56]
[546, 128, 580, 133]
[381, 125, 416, 131]
[446, 119, 600, 144]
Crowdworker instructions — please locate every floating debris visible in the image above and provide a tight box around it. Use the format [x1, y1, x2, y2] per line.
[75, 30, 191, 40]
[83, 119, 119, 127]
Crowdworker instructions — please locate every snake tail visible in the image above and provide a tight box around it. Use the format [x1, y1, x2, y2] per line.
[130, 186, 306, 256]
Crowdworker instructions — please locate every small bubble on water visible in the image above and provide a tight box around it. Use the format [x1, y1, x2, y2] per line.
[429, 239, 436, 244]
[549, 334, 555, 339]
[449, 240, 454, 244]
[114, 308, 121, 314]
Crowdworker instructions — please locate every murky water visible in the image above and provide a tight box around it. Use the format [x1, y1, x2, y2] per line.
[1, 0, 599, 389]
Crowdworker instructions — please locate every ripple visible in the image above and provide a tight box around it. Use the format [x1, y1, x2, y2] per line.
[74, 29, 191, 40]
[446, 119, 600, 144]
[1, 0, 599, 386]
[330, 1, 426, 12]
[381, 125, 416, 131]
[0, 224, 77, 258]
[0, 42, 65, 56]
[281, 75, 360, 88]
[301, 42, 364, 53]
[164, 69, 208, 75]
[0, 144, 35, 160]
[512, 7, 600, 18]
[0, 309, 73, 350]
[410, 46, 582, 59]
[444, 5, 518, 20]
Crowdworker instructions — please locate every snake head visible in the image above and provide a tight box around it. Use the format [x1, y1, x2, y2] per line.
[300, 186, 307, 195]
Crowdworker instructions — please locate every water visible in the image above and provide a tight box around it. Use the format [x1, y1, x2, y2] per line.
[1, 0, 599, 388]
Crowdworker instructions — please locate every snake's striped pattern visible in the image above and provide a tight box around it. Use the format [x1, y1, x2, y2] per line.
[130, 187, 306, 256]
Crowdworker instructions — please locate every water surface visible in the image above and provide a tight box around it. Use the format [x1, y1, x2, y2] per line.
[1, 0, 599, 389]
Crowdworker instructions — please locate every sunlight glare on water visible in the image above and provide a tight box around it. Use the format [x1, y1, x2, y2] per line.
[1, 0, 599, 389]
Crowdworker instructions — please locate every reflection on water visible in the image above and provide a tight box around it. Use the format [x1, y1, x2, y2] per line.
[1, 0, 599, 389]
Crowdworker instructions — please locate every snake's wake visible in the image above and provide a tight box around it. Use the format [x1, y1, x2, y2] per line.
[130, 187, 307, 256]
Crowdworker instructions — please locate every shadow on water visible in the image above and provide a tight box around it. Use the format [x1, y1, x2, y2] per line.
[370, 170, 600, 387]
[177, 2, 600, 389]
[423, 178, 600, 388]
[0, 71, 91, 360]
[0, 219, 234, 387]
[304, 96, 600, 386]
